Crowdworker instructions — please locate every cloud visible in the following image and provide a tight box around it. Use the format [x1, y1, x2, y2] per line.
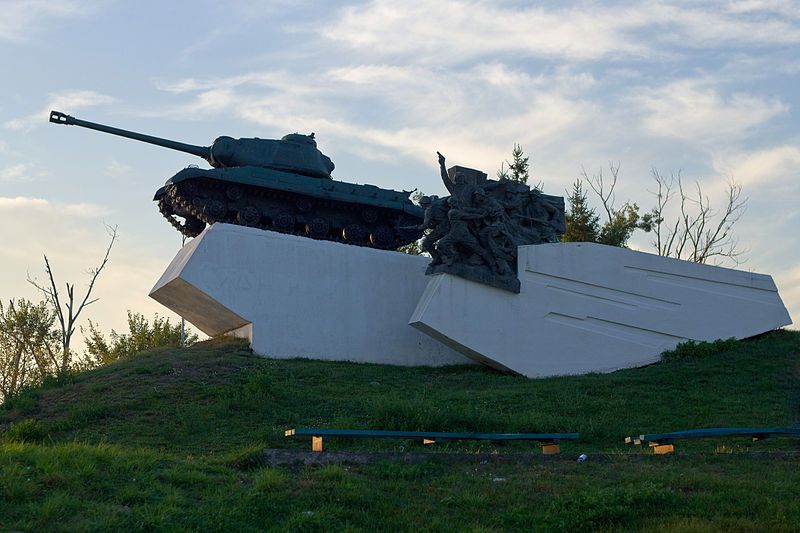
[4, 90, 115, 131]
[0, 0, 102, 42]
[154, 63, 598, 178]
[320, 1, 800, 64]
[105, 160, 133, 180]
[634, 79, 788, 144]
[0, 196, 111, 218]
[725, 0, 800, 19]
[0, 164, 34, 183]
[713, 145, 800, 188]
[322, 1, 648, 63]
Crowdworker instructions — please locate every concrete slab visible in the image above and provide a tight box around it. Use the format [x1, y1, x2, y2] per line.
[410, 242, 792, 377]
[150, 223, 472, 367]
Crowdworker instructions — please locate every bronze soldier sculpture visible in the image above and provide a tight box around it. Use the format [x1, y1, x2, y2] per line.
[423, 152, 565, 293]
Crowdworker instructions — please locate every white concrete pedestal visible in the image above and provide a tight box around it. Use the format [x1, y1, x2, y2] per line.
[150, 224, 472, 367]
[410, 242, 792, 377]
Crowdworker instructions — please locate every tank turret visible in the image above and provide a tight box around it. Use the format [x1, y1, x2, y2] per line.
[49, 110, 423, 249]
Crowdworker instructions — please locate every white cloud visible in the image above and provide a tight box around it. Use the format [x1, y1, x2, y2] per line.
[105, 160, 133, 180]
[0, 163, 33, 183]
[0, 196, 49, 209]
[322, 1, 648, 63]
[713, 145, 800, 188]
[0, 196, 111, 218]
[0, 0, 102, 42]
[155, 63, 597, 177]
[634, 79, 788, 144]
[321, 1, 800, 64]
[4, 90, 115, 131]
[726, 0, 800, 19]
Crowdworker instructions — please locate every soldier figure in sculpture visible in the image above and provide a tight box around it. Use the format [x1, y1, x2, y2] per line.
[417, 195, 450, 266]
[474, 191, 517, 276]
[436, 194, 492, 268]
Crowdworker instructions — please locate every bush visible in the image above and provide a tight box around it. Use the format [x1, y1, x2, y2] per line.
[82, 310, 199, 367]
[660, 338, 738, 362]
[3, 419, 45, 443]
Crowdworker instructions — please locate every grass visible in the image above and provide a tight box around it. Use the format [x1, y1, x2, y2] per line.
[1, 330, 799, 531]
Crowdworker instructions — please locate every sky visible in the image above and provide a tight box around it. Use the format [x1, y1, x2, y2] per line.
[0, 0, 798, 349]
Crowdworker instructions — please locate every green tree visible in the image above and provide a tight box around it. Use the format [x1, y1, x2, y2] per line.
[562, 164, 651, 248]
[0, 299, 60, 402]
[82, 311, 198, 367]
[597, 203, 648, 248]
[561, 180, 601, 243]
[497, 143, 529, 184]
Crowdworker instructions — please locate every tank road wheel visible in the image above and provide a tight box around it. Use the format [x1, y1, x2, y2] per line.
[158, 198, 174, 216]
[184, 217, 206, 237]
[272, 211, 295, 232]
[226, 185, 243, 201]
[305, 217, 330, 239]
[237, 206, 261, 226]
[361, 207, 379, 224]
[369, 226, 395, 249]
[205, 199, 227, 222]
[295, 198, 313, 213]
[342, 223, 367, 243]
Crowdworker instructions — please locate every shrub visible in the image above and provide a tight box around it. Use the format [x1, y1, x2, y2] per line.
[660, 338, 738, 362]
[3, 418, 45, 443]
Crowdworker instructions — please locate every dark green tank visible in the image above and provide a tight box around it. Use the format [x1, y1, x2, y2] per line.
[49, 111, 423, 249]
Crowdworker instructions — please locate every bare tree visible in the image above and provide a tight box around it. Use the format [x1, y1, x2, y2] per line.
[582, 162, 620, 224]
[27, 224, 118, 371]
[580, 162, 647, 248]
[648, 169, 747, 265]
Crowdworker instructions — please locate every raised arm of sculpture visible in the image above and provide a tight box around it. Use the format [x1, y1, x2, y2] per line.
[437, 152, 448, 184]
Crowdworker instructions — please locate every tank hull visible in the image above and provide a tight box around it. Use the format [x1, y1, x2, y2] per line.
[154, 166, 424, 249]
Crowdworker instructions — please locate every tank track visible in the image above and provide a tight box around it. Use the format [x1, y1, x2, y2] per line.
[157, 178, 422, 250]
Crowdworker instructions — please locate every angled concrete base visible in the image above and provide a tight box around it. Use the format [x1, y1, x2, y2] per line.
[150, 224, 472, 367]
[410, 242, 792, 377]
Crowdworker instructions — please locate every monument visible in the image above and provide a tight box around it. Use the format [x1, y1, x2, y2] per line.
[49, 110, 424, 249]
[49, 112, 793, 376]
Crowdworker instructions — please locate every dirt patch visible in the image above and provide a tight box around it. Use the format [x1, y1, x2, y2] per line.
[260, 449, 800, 466]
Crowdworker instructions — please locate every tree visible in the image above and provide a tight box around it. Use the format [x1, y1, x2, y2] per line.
[562, 164, 651, 247]
[497, 143, 529, 184]
[561, 180, 600, 243]
[27, 225, 117, 371]
[646, 169, 747, 265]
[581, 163, 651, 248]
[0, 299, 60, 402]
[81, 310, 198, 367]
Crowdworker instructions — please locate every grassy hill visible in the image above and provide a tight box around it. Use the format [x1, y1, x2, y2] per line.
[1, 330, 799, 531]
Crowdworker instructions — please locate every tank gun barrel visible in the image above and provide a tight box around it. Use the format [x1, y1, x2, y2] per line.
[49, 110, 212, 162]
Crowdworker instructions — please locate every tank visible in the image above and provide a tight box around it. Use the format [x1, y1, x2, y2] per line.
[49, 111, 424, 249]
